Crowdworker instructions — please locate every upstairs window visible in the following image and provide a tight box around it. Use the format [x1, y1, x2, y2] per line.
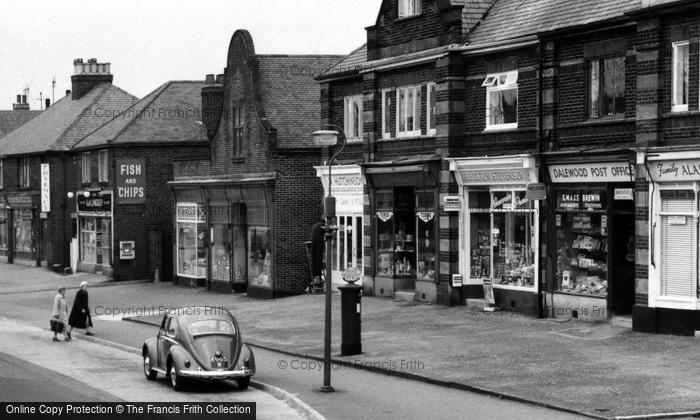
[382, 89, 393, 139]
[397, 85, 421, 137]
[19, 157, 30, 188]
[398, 0, 421, 18]
[344, 95, 363, 141]
[483, 71, 518, 130]
[0, 159, 3, 189]
[81, 152, 91, 184]
[672, 41, 689, 112]
[233, 107, 244, 157]
[427, 83, 436, 135]
[98, 150, 109, 182]
[588, 56, 625, 118]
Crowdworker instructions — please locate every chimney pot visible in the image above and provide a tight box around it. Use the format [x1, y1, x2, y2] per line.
[88, 58, 97, 63]
[16, 95, 21, 103]
[205, 74, 215, 84]
[215, 74, 224, 84]
[71, 58, 113, 100]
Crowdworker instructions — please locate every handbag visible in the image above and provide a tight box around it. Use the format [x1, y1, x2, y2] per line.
[50, 318, 64, 333]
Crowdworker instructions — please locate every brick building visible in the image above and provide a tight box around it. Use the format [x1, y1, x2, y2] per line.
[319, 0, 700, 336]
[170, 30, 342, 297]
[72, 81, 209, 281]
[0, 59, 137, 268]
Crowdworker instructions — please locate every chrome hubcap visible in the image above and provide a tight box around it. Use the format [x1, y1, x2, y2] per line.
[143, 356, 150, 375]
[170, 367, 177, 386]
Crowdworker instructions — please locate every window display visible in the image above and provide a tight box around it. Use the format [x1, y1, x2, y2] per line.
[333, 215, 363, 274]
[14, 210, 33, 254]
[416, 190, 435, 282]
[248, 226, 271, 288]
[555, 190, 608, 296]
[177, 222, 206, 278]
[0, 210, 7, 250]
[211, 224, 231, 282]
[468, 189, 536, 288]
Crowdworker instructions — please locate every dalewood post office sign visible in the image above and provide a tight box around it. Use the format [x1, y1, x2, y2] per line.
[116, 159, 146, 204]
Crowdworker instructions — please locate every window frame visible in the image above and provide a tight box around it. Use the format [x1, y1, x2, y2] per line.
[344, 95, 363, 142]
[19, 156, 30, 188]
[672, 41, 689, 113]
[398, 0, 422, 18]
[98, 150, 108, 182]
[81, 152, 91, 184]
[483, 71, 519, 130]
[233, 107, 244, 158]
[587, 56, 626, 119]
[396, 85, 422, 138]
[381, 89, 393, 139]
[427, 82, 436, 136]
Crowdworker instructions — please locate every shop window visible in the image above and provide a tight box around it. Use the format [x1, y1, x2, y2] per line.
[98, 150, 109, 182]
[332, 215, 363, 275]
[177, 221, 206, 278]
[672, 41, 689, 112]
[79, 217, 110, 265]
[0, 210, 7, 250]
[233, 107, 244, 157]
[13, 209, 33, 254]
[248, 226, 271, 288]
[344, 95, 363, 141]
[398, 0, 421, 18]
[658, 189, 696, 298]
[467, 188, 535, 288]
[588, 56, 625, 118]
[19, 156, 30, 188]
[0, 159, 4, 189]
[81, 153, 91, 184]
[482, 71, 518, 130]
[211, 224, 231, 283]
[396, 85, 421, 137]
[555, 190, 608, 296]
[416, 190, 435, 282]
[381, 89, 393, 139]
[376, 187, 420, 278]
[427, 83, 436, 135]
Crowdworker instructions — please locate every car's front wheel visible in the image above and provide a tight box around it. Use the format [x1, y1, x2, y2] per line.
[143, 355, 157, 380]
[170, 366, 186, 391]
[236, 377, 250, 390]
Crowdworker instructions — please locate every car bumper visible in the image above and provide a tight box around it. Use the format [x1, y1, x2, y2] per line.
[179, 368, 253, 380]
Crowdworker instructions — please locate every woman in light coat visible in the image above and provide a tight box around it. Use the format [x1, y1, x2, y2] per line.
[52, 287, 70, 342]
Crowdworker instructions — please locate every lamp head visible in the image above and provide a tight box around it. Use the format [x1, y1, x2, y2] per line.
[312, 130, 339, 147]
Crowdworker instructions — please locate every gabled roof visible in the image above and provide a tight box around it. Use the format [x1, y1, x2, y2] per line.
[0, 84, 138, 156]
[466, 0, 639, 46]
[0, 110, 42, 139]
[255, 55, 344, 149]
[318, 44, 367, 78]
[75, 81, 207, 149]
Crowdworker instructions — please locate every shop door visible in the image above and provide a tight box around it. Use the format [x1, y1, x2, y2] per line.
[611, 214, 635, 315]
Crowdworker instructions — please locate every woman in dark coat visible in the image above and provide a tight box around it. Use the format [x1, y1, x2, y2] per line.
[68, 281, 93, 336]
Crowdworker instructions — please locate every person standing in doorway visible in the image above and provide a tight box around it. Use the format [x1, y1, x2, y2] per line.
[51, 287, 69, 342]
[68, 281, 93, 336]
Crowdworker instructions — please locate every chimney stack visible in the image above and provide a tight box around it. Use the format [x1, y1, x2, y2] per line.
[12, 94, 29, 110]
[201, 73, 224, 140]
[71, 58, 113, 100]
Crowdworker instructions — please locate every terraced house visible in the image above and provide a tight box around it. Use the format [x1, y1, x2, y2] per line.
[319, 0, 700, 335]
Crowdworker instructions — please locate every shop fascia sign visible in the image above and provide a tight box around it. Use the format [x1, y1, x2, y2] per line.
[648, 159, 700, 182]
[548, 162, 634, 183]
[177, 203, 206, 222]
[78, 191, 112, 213]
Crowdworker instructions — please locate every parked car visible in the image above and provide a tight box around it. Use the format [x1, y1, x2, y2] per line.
[142, 307, 255, 390]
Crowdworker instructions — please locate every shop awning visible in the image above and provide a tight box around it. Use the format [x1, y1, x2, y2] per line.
[360, 155, 440, 188]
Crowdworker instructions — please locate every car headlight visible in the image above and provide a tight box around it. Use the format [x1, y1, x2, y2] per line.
[184, 360, 191, 368]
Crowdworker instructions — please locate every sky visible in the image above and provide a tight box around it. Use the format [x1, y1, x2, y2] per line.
[0, 0, 378, 110]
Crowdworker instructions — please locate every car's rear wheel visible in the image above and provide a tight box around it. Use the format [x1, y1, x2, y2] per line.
[236, 377, 250, 390]
[170, 366, 185, 391]
[143, 355, 157, 380]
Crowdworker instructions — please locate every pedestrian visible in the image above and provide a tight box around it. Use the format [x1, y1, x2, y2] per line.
[51, 287, 69, 342]
[68, 281, 93, 337]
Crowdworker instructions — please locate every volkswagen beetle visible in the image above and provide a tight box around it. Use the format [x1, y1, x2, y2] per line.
[142, 306, 255, 391]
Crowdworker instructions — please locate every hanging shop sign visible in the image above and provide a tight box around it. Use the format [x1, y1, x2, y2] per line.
[119, 240, 135, 260]
[115, 159, 146, 204]
[526, 183, 546, 200]
[649, 159, 700, 182]
[177, 203, 206, 222]
[78, 192, 112, 213]
[451, 274, 463, 288]
[41, 164, 50, 212]
[443, 196, 461, 211]
[377, 211, 393, 222]
[614, 188, 634, 200]
[548, 162, 635, 183]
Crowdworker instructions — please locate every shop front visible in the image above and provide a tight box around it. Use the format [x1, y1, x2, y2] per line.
[546, 159, 635, 321]
[315, 165, 365, 290]
[449, 155, 540, 315]
[171, 179, 274, 297]
[0, 195, 38, 264]
[77, 191, 113, 276]
[362, 158, 440, 302]
[636, 150, 700, 335]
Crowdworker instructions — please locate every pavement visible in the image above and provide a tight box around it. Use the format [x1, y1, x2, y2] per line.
[2, 263, 700, 419]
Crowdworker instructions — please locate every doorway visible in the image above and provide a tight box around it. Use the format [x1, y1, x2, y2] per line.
[610, 213, 635, 315]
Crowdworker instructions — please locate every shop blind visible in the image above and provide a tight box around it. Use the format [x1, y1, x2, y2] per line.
[660, 205, 696, 298]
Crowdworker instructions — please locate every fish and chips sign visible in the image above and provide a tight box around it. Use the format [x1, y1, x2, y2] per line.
[116, 159, 146, 204]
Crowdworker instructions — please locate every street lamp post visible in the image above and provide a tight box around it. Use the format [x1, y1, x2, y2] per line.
[312, 125, 346, 393]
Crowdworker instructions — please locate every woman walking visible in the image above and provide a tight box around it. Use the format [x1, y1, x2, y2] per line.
[51, 287, 69, 342]
[68, 281, 93, 336]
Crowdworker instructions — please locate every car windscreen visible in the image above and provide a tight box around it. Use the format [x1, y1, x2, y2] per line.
[188, 319, 235, 336]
